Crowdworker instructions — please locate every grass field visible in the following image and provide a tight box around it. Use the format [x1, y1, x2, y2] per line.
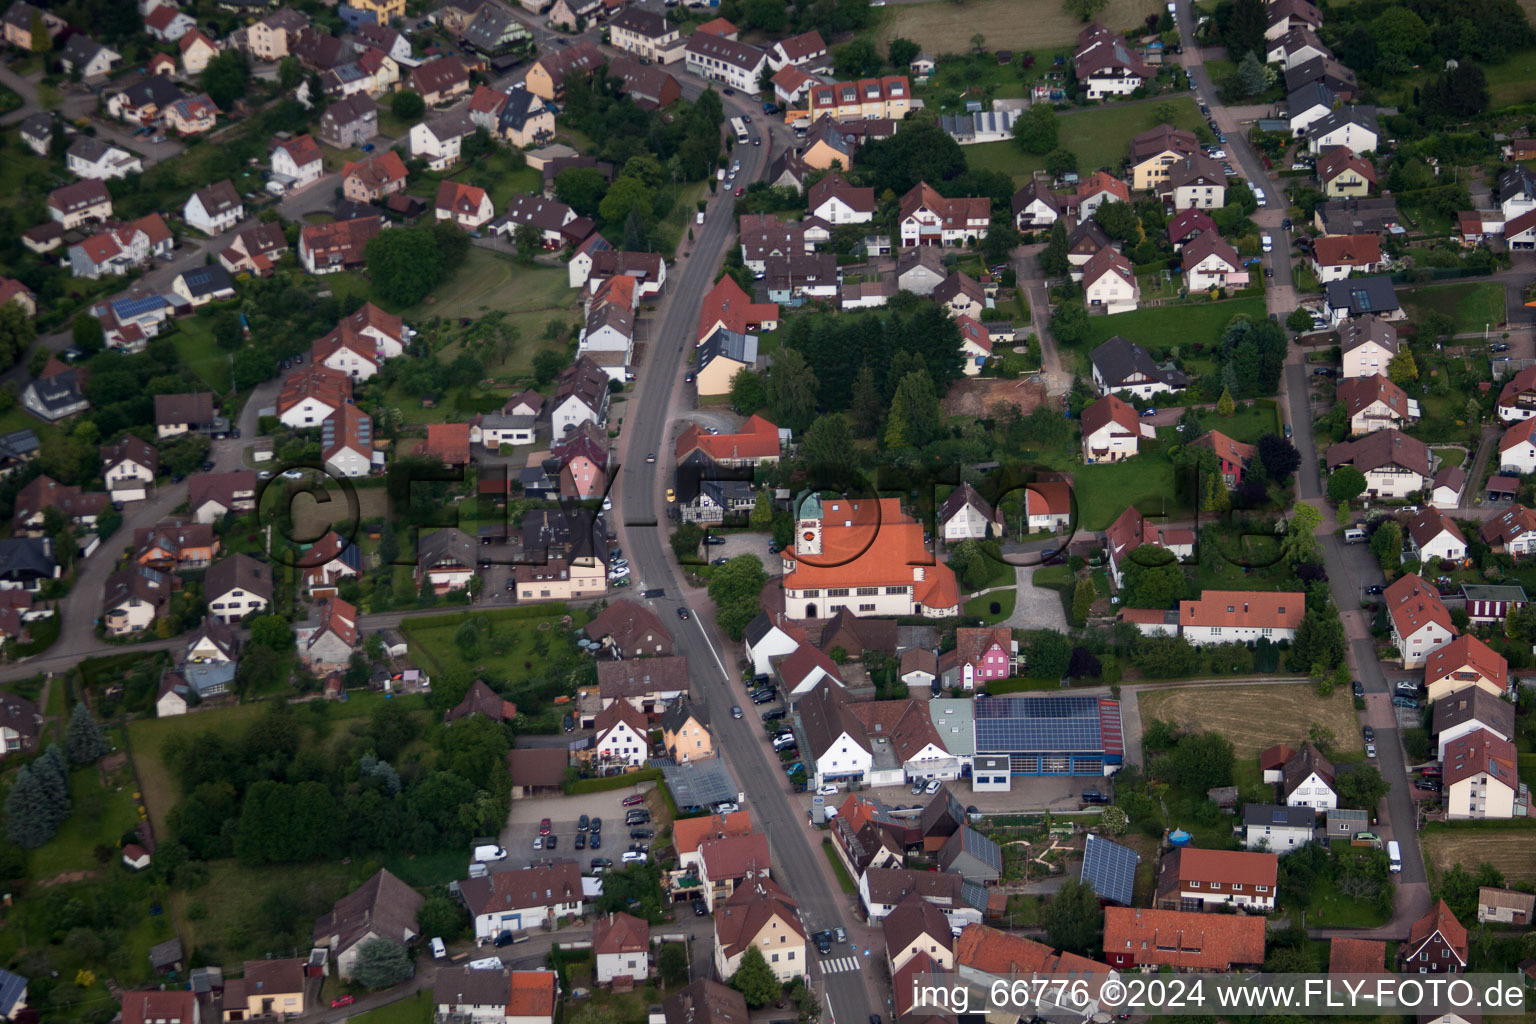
[1483, 46, 1536, 107]
[290, 485, 388, 538]
[1400, 282, 1508, 335]
[1431, 446, 1467, 469]
[34, 763, 143, 874]
[1082, 295, 1269, 350]
[172, 317, 234, 393]
[966, 96, 1205, 184]
[348, 992, 433, 1024]
[878, 0, 1161, 52]
[400, 606, 590, 692]
[404, 249, 580, 376]
[1190, 399, 1282, 444]
[1421, 825, 1536, 885]
[965, 587, 1017, 623]
[1072, 451, 1188, 530]
[1137, 683, 1363, 761]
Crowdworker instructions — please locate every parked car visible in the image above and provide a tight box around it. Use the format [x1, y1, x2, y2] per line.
[575, 832, 586, 850]
[677, 607, 690, 620]
[539, 818, 552, 835]
[578, 814, 590, 831]
[910, 779, 925, 795]
[1392, 696, 1420, 709]
[629, 827, 655, 840]
[1395, 680, 1420, 696]
[816, 784, 839, 796]
[694, 900, 708, 916]
[1351, 680, 1364, 697]
[332, 996, 356, 1009]
[546, 834, 558, 849]
[1080, 789, 1110, 804]
[591, 817, 601, 832]
[704, 535, 727, 545]
[622, 794, 645, 806]
[1365, 743, 1377, 758]
[1365, 585, 1384, 595]
[731, 705, 743, 719]
[1362, 725, 1374, 741]
[924, 778, 942, 794]
[1491, 342, 1511, 353]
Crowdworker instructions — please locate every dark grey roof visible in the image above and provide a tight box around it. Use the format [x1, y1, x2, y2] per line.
[463, 5, 522, 52]
[1286, 81, 1335, 114]
[0, 968, 25, 1017]
[698, 327, 757, 371]
[149, 937, 184, 970]
[179, 264, 234, 298]
[61, 34, 110, 69]
[1242, 803, 1313, 828]
[19, 112, 52, 141]
[1324, 275, 1398, 316]
[938, 826, 1001, 876]
[1309, 104, 1378, 140]
[498, 86, 546, 133]
[659, 698, 707, 735]
[1090, 335, 1188, 390]
[1431, 688, 1516, 739]
[117, 74, 185, 110]
[418, 527, 476, 572]
[743, 611, 775, 647]
[0, 429, 40, 461]
[1497, 166, 1536, 205]
[26, 370, 87, 415]
[1284, 55, 1356, 94]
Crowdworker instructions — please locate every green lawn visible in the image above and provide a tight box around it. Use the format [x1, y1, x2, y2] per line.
[967, 96, 1206, 186]
[1072, 451, 1189, 531]
[400, 605, 591, 697]
[31, 761, 142, 875]
[1400, 282, 1508, 335]
[1433, 447, 1467, 469]
[822, 838, 856, 893]
[1484, 45, 1536, 107]
[349, 993, 434, 1024]
[965, 588, 1017, 623]
[172, 315, 235, 393]
[1193, 399, 1281, 443]
[1081, 295, 1269, 349]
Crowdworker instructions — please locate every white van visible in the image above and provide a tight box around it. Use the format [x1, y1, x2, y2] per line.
[1252, 187, 1267, 207]
[468, 957, 503, 970]
[473, 844, 507, 862]
[1261, 234, 1273, 253]
[1387, 840, 1402, 873]
[431, 937, 447, 959]
[695, 211, 705, 225]
[1344, 527, 1367, 544]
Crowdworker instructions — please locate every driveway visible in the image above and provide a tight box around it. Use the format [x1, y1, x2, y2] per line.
[1003, 564, 1068, 631]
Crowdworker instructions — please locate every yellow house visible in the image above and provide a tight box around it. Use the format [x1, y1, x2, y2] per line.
[1318, 147, 1377, 198]
[695, 327, 757, 397]
[713, 879, 807, 984]
[800, 122, 855, 172]
[1128, 123, 1198, 192]
[224, 958, 305, 1021]
[1424, 634, 1509, 704]
[349, 0, 405, 22]
[661, 701, 713, 763]
[514, 558, 607, 602]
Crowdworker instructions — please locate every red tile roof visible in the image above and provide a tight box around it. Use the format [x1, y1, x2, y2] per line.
[1384, 572, 1455, 640]
[782, 497, 959, 610]
[1103, 907, 1266, 971]
[1328, 936, 1387, 974]
[1312, 232, 1382, 268]
[506, 972, 557, 1017]
[593, 911, 649, 956]
[696, 275, 779, 341]
[1079, 394, 1141, 440]
[675, 414, 781, 463]
[278, 365, 352, 416]
[1179, 590, 1304, 630]
[1405, 899, 1468, 964]
[436, 179, 489, 217]
[274, 133, 322, 168]
[1163, 846, 1277, 888]
[122, 990, 196, 1024]
[417, 422, 472, 465]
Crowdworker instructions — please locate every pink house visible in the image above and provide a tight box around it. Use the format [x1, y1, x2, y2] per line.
[940, 626, 1013, 689]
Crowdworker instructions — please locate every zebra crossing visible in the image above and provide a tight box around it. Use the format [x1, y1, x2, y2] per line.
[820, 955, 862, 974]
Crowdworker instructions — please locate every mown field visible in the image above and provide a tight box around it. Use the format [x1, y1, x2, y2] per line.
[877, 0, 1161, 52]
[1137, 683, 1363, 760]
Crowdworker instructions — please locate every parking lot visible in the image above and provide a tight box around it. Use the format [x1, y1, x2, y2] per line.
[707, 531, 776, 566]
[495, 782, 662, 871]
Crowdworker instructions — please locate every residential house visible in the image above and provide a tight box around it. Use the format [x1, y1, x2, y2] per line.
[591, 701, 648, 771]
[1480, 506, 1536, 562]
[121, 991, 195, 1024]
[1496, 166, 1536, 220]
[1266, 26, 1330, 68]
[1242, 803, 1314, 853]
[712, 878, 805, 983]
[780, 495, 960, 619]
[1399, 900, 1468, 973]
[1103, 907, 1267, 971]
[323, 404, 373, 478]
[1337, 374, 1416, 435]
[354, 22, 412, 64]
[1318, 147, 1377, 197]
[1155, 846, 1278, 911]
[1424, 634, 1509, 703]
[1011, 179, 1062, 231]
[1080, 394, 1154, 463]
[101, 434, 158, 501]
[433, 969, 557, 1024]
[937, 826, 1001, 884]
[1103, 505, 1195, 589]
[172, 265, 236, 307]
[132, 519, 219, 572]
[593, 913, 650, 986]
[1434, 687, 1515, 761]
[104, 75, 185, 126]
[223, 959, 306, 1020]
[586, 250, 666, 297]
[683, 33, 768, 93]
[435, 180, 495, 229]
[0, 691, 40, 754]
[496, 193, 577, 248]
[409, 55, 470, 104]
[1082, 246, 1138, 313]
[184, 180, 243, 235]
[205, 553, 272, 624]
[416, 528, 476, 594]
[551, 356, 610, 435]
[1287, 81, 1336, 135]
[954, 925, 1116, 1021]
[1325, 428, 1432, 499]
[798, 117, 857, 171]
[60, 34, 120, 77]
[594, 655, 689, 718]
[187, 471, 257, 524]
[277, 365, 352, 428]
[884, 892, 955, 975]
[180, 29, 221, 75]
[298, 214, 382, 273]
[696, 275, 779, 342]
[937, 482, 1002, 544]
[409, 110, 477, 171]
[694, 327, 757, 397]
[661, 981, 747, 1024]
[341, 150, 408, 202]
[1025, 480, 1072, 533]
[312, 869, 423, 981]
[48, 179, 113, 229]
[459, 862, 585, 938]
[1178, 590, 1304, 646]
[1307, 106, 1380, 156]
[806, 76, 911, 122]
[1266, 0, 1322, 39]
[1182, 230, 1243, 290]
[897, 182, 989, 246]
[462, 5, 530, 55]
[154, 392, 218, 440]
[1311, 233, 1385, 282]
[220, 222, 289, 276]
[103, 566, 180, 635]
[488, 86, 554, 145]
[270, 134, 324, 191]
[547, 0, 600, 30]
[1315, 197, 1400, 237]
[1281, 742, 1336, 811]
[14, 476, 106, 532]
[608, 8, 682, 63]
[22, 360, 89, 421]
[165, 93, 219, 136]
[767, 29, 825, 70]
[1129, 123, 1200, 191]
[300, 597, 358, 671]
[583, 600, 673, 658]
[1476, 887, 1534, 925]
[0, 538, 59, 594]
[525, 40, 604, 100]
[1328, 936, 1388, 975]
[66, 136, 142, 179]
[1077, 171, 1130, 221]
[1072, 22, 1151, 99]
[807, 173, 874, 224]
[933, 272, 986, 320]
[942, 626, 1012, 690]
[1090, 335, 1187, 398]
[444, 680, 516, 725]
[660, 701, 712, 763]
[1164, 153, 1227, 211]
[606, 56, 682, 110]
[319, 94, 378, 149]
[1340, 314, 1399, 378]
[68, 214, 174, 279]
[1406, 506, 1467, 568]
[2, 1, 64, 49]
[247, 9, 311, 61]
[1384, 572, 1457, 667]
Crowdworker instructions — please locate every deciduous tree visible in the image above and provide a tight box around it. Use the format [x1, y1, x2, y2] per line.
[353, 937, 414, 989]
[1043, 880, 1103, 955]
[729, 945, 780, 1007]
[1327, 466, 1367, 504]
[707, 556, 769, 641]
[365, 228, 445, 306]
[1014, 103, 1059, 155]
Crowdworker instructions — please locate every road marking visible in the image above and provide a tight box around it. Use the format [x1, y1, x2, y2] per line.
[821, 956, 860, 974]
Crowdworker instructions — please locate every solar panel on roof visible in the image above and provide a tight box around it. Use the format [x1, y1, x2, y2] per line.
[1080, 833, 1138, 906]
[1354, 288, 1372, 310]
[974, 696, 1108, 752]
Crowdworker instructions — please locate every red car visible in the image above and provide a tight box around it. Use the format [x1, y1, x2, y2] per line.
[734, 187, 744, 197]
[331, 996, 356, 1009]
[622, 795, 645, 807]
[539, 818, 552, 835]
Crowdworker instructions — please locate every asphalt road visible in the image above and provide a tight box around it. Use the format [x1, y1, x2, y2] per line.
[1177, 0, 1430, 932]
[608, 89, 878, 1021]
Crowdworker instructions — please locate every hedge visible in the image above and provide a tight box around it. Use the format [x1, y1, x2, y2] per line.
[564, 766, 662, 795]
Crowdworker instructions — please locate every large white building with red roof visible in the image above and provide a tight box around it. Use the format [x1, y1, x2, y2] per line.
[897, 182, 990, 247]
[780, 495, 959, 620]
[1080, 394, 1153, 463]
[1423, 633, 1508, 702]
[1384, 573, 1456, 667]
